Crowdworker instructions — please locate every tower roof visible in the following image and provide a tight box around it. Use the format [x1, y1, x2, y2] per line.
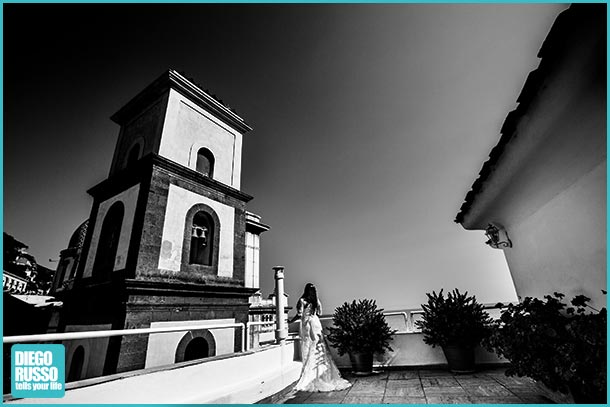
[454, 4, 603, 225]
[111, 69, 253, 133]
[68, 220, 89, 249]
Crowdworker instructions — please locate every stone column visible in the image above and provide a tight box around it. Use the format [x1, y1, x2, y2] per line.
[273, 266, 287, 343]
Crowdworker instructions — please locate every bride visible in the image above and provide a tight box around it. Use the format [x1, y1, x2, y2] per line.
[289, 283, 351, 392]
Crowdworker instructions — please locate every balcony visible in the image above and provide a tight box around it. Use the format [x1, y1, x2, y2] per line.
[285, 367, 553, 404]
[2, 303, 565, 404]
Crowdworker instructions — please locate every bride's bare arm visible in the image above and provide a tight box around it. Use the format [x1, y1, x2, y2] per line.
[289, 298, 303, 323]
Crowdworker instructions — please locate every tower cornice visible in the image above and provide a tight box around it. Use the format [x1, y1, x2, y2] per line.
[111, 69, 253, 134]
[87, 153, 254, 203]
[124, 278, 259, 299]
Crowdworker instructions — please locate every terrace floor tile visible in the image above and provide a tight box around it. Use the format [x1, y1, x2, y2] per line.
[385, 378, 422, 388]
[385, 385, 425, 397]
[304, 394, 347, 404]
[469, 396, 523, 404]
[506, 384, 545, 396]
[281, 366, 555, 404]
[342, 395, 384, 403]
[382, 396, 427, 404]
[423, 385, 468, 396]
[519, 395, 555, 403]
[454, 376, 497, 385]
[492, 374, 537, 386]
[348, 383, 386, 395]
[421, 377, 460, 387]
[418, 369, 456, 377]
[425, 395, 473, 404]
[388, 371, 419, 380]
[462, 383, 515, 397]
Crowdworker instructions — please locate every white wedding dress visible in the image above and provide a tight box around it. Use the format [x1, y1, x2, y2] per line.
[294, 298, 352, 392]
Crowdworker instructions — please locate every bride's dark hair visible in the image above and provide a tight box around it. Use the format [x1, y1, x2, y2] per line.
[301, 282, 319, 314]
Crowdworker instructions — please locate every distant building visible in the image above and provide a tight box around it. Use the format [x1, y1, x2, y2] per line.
[50, 70, 270, 381]
[3, 232, 55, 294]
[4, 233, 35, 290]
[248, 291, 291, 348]
[2, 272, 28, 294]
[455, 4, 606, 309]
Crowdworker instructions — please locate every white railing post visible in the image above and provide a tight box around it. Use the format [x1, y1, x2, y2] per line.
[273, 266, 287, 343]
[240, 324, 245, 353]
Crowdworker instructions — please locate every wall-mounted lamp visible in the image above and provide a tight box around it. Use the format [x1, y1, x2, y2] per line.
[485, 224, 512, 249]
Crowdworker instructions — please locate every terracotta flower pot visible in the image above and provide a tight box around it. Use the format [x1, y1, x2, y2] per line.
[442, 345, 475, 374]
[349, 352, 373, 375]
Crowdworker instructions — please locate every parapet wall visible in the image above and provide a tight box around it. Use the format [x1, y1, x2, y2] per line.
[5, 340, 301, 404]
[313, 318, 505, 369]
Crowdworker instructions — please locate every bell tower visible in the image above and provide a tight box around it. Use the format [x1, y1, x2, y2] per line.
[55, 70, 267, 378]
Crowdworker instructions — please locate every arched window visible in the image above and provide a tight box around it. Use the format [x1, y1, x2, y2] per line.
[127, 143, 141, 167]
[67, 258, 78, 280]
[189, 211, 214, 265]
[182, 204, 220, 274]
[53, 258, 70, 291]
[196, 148, 215, 177]
[93, 201, 124, 279]
[183, 337, 209, 362]
[68, 346, 85, 382]
[175, 330, 216, 363]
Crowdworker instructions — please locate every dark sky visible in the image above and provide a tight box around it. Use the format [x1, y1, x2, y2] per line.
[4, 4, 566, 311]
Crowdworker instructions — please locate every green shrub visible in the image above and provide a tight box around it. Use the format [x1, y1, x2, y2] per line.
[326, 299, 396, 356]
[484, 292, 606, 403]
[416, 289, 492, 348]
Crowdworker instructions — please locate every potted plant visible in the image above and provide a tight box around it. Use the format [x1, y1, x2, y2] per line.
[484, 292, 606, 404]
[326, 299, 396, 375]
[416, 288, 492, 373]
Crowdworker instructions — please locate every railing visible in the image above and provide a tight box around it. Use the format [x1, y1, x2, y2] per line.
[318, 310, 422, 333]
[4, 322, 247, 351]
[384, 311, 419, 333]
[3, 321, 254, 393]
[319, 303, 511, 334]
[4, 304, 511, 347]
[315, 303, 513, 369]
[245, 320, 276, 350]
[3, 319, 294, 358]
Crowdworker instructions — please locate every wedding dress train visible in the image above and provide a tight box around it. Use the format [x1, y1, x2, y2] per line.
[294, 299, 352, 392]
